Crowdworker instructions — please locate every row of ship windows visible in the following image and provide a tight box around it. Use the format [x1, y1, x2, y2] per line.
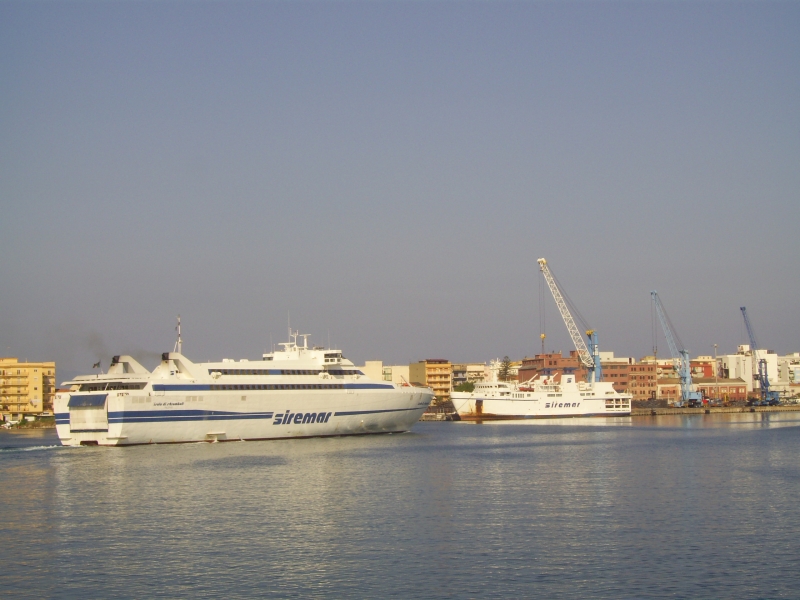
[79, 382, 147, 392]
[210, 384, 345, 391]
[208, 369, 362, 376]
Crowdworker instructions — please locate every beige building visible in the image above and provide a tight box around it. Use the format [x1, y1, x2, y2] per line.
[360, 361, 411, 385]
[1, 358, 56, 421]
[410, 359, 452, 403]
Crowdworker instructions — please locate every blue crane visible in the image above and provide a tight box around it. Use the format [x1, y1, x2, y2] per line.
[651, 291, 703, 408]
[740, 307, 780, 406]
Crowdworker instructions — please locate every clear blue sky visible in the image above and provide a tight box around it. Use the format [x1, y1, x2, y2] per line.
[1, 1, 798, 380]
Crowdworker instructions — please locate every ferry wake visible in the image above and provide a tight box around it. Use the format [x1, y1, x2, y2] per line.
[55, 330, 433, 446]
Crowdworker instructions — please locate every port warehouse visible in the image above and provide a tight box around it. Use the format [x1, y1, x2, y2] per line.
[3, 348, 800, 422]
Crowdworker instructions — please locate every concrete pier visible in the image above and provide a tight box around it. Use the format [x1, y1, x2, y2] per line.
[631, 405, 800, 417]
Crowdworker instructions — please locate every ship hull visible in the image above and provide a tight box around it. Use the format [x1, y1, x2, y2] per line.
[451, 392, 631, 421]
[55, 388, 432, 446]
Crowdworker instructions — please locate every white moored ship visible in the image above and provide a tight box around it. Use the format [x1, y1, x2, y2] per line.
[450, 373, 630, 420]
[450, 257, 631, 421]
[55, 330, 433, 446]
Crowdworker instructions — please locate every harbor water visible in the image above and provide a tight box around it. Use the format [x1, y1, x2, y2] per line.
[1, 413, 799, 598]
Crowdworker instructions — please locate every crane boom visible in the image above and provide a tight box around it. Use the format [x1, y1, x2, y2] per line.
[740, 306, 759, 356]
[537, 259, 598, 381]
[651, 292, 681, 361]
[651, 291, 702, 407]
[740, 307, 779, 405]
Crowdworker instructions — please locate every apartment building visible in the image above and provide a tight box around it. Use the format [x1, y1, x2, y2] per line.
[1, 358, 56, 421]
[410, 359, 452, 403]
[451, 363, 487, 388]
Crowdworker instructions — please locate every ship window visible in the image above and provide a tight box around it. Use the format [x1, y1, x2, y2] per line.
[79, 383, 109, 392]
[68, 394, 107, 408]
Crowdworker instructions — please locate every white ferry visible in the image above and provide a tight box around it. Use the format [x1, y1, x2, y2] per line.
[450, 374, 631, 420]
[54, 331, 433, 446]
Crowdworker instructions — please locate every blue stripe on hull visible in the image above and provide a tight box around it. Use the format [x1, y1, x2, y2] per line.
[334, 407, 422, 416]
[343, 383, 394, 390]
[108, 409, 275, 423]
[148, 383, 393, 391]
[152, 384, 212, 391]
[102, 406, 419, 424]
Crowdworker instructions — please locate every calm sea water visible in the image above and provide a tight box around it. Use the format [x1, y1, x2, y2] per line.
[1, 413, 799, 599]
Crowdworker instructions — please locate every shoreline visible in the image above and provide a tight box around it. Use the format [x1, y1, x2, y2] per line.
[2, 419, 56, 430]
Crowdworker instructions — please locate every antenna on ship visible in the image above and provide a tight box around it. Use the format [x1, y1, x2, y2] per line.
[173, 315, 182, 354]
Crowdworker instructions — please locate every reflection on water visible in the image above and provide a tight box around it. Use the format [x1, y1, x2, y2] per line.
[1, 414, 799, 599]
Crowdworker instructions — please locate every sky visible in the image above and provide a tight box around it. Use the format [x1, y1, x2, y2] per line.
[1, 1, 798, 382]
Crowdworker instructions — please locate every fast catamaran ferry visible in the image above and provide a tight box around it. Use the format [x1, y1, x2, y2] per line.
[54, 330, 433, 446]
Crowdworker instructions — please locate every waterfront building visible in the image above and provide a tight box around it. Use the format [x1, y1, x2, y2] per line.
[778, 353, 800, 384]
[657, 377, 747, 404]
[0, 358, 56, 421]
[410, 359, 452, 403]
[719, 345, 778, 394]
[518, 351, 586, 383]
[691, 356, 718, 378]
[600, 353, 658, 402]
[599, 351, 631, 394]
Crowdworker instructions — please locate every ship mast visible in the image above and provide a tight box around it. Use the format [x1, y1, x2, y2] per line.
[173, 315, 182, 354]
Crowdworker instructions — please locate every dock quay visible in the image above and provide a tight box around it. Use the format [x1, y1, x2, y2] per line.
[631, 405, 800, 417]
[419, 405, 800, 421]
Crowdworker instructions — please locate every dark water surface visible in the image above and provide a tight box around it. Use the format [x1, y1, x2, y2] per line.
[1, 414, 799, 598]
